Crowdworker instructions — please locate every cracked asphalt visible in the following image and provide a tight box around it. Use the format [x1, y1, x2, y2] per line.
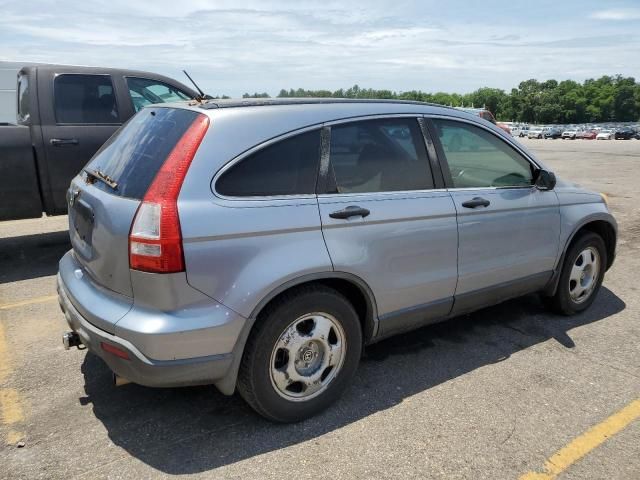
[0, 138, 638, 479]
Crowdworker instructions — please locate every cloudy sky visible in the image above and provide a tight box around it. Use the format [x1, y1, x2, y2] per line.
[1, 0, 639, 96]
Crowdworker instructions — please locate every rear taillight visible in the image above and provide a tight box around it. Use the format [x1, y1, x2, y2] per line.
[129, 114, 209, 273]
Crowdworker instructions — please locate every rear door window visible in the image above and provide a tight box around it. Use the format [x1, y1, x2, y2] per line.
[54, 74, 119, 124]
[328, 118, 433, 193]
[126, 77, 192, 112]
[86, 107, 200, 199]
[216, 130, 321, 197]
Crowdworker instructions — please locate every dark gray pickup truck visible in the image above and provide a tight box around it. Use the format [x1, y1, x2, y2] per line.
[0, 65, 196, 221]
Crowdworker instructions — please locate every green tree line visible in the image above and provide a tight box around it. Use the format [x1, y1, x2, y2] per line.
[241, 75, 640, 123]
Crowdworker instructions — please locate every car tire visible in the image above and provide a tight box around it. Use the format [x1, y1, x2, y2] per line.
[237, 285, 362, 422]
[547, 232, 607, 315]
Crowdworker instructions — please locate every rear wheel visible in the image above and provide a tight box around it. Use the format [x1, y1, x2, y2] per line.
[548, 232, 607, 315]
[237, 285, 362, 422]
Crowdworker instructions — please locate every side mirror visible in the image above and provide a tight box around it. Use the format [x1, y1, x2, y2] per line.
[535, 169, 556, 191]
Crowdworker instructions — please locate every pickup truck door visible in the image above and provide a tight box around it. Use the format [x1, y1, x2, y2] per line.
[39, 73, 122, 215]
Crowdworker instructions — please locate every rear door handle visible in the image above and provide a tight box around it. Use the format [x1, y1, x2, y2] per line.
[50, 138, 79, 147]
[461, 197, 491, 208]
[329, 206, 370, 219]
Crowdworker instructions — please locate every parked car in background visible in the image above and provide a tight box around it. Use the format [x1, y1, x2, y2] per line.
[544, 127, 562, 139]
[456, 107, 511, 135]
[0, 64, 197, 221]
[596, 129, 614, 140]
[614, 128, 635, 140]
[518, 125, 530, 137]
[456, 107, 496, 123]
[497, 122, 511, 135]
[562, 128, 579, 139]
[581, 130, 597, 140]
[576, 129, 590, 139]
[58, 98, 617, 422]
[528, 126, 544, 139]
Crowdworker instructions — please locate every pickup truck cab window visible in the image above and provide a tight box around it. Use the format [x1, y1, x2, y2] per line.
[327, 118, 434, 194]
[126, 77, 192, 112]
[17, 73, 30, 123]
[432, 119, 533, 188]
[54, 74, 119, 124]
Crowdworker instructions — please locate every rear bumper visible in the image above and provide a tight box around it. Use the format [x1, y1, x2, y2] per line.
[57, 251, 245, 388]
[58, 277, 234, 387]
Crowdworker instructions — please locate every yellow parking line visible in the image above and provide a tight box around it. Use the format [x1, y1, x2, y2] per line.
[0, 295, 58, 311]
[520, 398, 640, 480]
[0, 389, 25, 425]
[0, 320, 10, 383]
[0, 318, 27, 445]
[6, 429, 23, 445]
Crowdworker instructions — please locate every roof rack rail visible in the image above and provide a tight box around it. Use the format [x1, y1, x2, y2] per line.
[198, 97, 455, 110]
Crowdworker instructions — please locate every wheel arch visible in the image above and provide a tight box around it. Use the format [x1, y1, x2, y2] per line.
[543, 215, 617, 297]
[214, 272, 379, 395]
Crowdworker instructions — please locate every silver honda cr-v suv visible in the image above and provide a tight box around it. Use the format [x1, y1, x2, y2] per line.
[58, 99, 617, 422]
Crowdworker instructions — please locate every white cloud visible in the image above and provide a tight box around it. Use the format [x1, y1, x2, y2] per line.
[0, 1, 639, 96]
[590, 9, 640, 20]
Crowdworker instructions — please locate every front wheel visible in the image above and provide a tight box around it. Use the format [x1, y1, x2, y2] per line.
[547, 232, 607, 315]
[237, 285, 362, 422]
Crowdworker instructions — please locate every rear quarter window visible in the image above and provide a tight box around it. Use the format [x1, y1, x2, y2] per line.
[86, 107, 200, 199]
[215, 130, 321, 197]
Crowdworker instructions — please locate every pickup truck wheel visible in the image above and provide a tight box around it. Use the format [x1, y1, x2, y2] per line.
[548, 232, 607, 315]
[237, 285, 362, 422]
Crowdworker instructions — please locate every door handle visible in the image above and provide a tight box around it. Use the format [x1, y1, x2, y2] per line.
[50, 138, 79, 147]
[329, 206, 370, 219]
[461, 197, 490, 208]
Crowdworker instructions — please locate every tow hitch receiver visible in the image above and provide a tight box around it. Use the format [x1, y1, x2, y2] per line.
[62, 331, 83, 350]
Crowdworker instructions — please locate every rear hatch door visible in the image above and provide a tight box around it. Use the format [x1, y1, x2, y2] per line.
[68, 106, 203, 298]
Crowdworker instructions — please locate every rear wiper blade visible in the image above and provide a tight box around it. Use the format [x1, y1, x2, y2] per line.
[84, 168, 118, 190]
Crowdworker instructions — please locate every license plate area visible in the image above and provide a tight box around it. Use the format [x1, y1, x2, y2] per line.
[72, 198, 94, 251]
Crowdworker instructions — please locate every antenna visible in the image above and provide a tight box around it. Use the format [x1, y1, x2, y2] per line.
[183, 70, 207, 100]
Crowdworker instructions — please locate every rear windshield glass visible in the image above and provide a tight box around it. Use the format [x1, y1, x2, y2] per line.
[86, 107, 198, 199]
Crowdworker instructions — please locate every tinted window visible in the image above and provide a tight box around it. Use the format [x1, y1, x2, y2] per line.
[17, 73, 30, 123]
[433, 120, 533, 188]
[54, 74, 119, 124]
[126, 77, 192, 112]
[86, 108, 199, 199]
[216, 130, 321, 197]
[328, 118, 433, 193]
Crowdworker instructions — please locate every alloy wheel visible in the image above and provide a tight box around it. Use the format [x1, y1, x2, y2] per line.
[569, 247, 600, 304]
[269, 312, 346, 401]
